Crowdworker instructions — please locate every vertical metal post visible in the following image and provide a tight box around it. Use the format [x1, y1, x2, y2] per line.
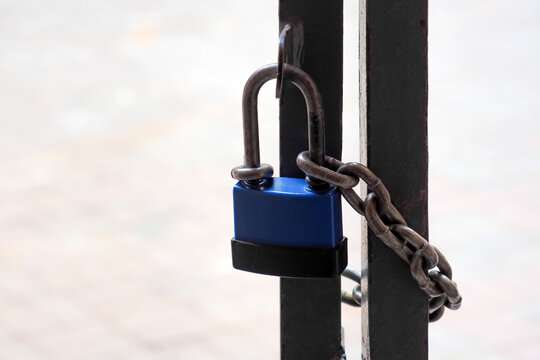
[278, 1, 344, 359]
[361, 0, 429, 359]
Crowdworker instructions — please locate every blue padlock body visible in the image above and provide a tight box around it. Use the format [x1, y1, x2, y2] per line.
[233, 177, 343, 248]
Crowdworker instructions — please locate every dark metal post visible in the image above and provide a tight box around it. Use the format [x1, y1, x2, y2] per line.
[278, 1, 344, 359]
[361, 0, 429, 358]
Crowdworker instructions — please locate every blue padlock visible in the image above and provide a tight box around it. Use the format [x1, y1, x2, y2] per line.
[230, 63, 347, 278]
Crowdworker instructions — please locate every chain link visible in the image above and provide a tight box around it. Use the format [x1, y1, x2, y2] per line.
[341, 268, 363, 307]
[297, 151, 462, 322]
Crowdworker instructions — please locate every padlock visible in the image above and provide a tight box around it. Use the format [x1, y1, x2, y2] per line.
[230, 63, 347, 278]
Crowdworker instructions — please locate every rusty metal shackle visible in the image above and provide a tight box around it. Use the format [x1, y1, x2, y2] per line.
[231, 63, 326, 185]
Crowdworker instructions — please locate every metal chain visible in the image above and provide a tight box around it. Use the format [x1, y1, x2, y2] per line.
[297, 151, 462, 322]
[341, 268, 362, 308]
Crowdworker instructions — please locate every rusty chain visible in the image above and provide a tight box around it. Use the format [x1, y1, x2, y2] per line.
[297, 151, 462, 322]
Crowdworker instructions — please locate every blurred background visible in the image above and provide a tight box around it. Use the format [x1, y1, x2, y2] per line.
[0, 0, 539, 359]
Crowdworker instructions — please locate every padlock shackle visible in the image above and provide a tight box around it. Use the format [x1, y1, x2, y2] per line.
[236, 63, 325, 181]
[283, 63, 326, 167]
[241, 64, 276, 169]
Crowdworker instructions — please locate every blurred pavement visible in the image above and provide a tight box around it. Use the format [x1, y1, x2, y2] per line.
[0, 0, 539, 359]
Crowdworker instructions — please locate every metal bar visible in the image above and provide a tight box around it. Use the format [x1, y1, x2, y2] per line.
[361, 0, 429, 359]
[278, 1, 344, 359]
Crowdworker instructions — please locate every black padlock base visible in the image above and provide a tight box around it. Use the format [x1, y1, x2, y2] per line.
[231, 238, 347, 278]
